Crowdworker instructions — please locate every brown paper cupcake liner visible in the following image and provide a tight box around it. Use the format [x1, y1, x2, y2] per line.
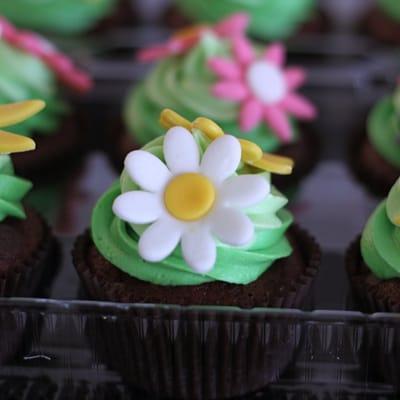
[73, 224, 320, 398]
[348, 120, 399, 197]
[106, 120, 320, 195]
[0, 209, 55, 298]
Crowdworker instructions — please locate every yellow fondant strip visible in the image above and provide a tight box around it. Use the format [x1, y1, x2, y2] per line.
[192, 117, 224, 140]
[0, 100, 45, 128]
[239, 139, 262, 162]
[0, 130, 36, 153]
[160, 109, 192, 131]
[248, 153, 294, 175]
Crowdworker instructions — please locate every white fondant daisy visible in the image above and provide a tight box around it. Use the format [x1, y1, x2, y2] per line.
[112, 127, 269, 273]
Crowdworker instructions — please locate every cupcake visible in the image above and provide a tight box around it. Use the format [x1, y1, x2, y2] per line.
[0, 0, 120, 36]
[364, 0, 400, 44]
[0, 99, 56, 297]
[74, 110, 320, 398]
[0, 17, 92, 184]
[171, 0, 318, 41]
[349, 82, 400, 197]
[112, 14, 318, 193]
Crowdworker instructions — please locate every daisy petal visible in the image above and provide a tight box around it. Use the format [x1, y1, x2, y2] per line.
[211, 207, 254, 246]
[112, 191, 162, 224]
[181, 227, 216, 273]
[281, 93, 317, 119]
[164, 126, 200, 174]
[139, 218, 183, 262]
[208, 58, 241, 80]
[284, 68, 306, 90]
[124, 150, 171, 193]
[213, 13, 249, 37]
[220, 175, 270, 208]
[264, 106, 292, 142]
[232, 36, 254, 65]
[240, 98, 263, 131]
[212, 81, 249, 101]
[264, 43, 285, 66]
[200, 135, 241, 184]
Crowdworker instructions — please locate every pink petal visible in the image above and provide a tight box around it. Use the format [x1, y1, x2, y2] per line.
[284, 68, 306, 90]
[212, 81, 249, 101]
[208, 58, 241, 80]
[137, 45, 173, 62]
[240, 99, 263, 132]
[264, 106, 293, 142]
[264, 43, 286, 66]
[214, 13, 250, 37]
[232, 36, 254, 66]
[281, 93, 317, 120]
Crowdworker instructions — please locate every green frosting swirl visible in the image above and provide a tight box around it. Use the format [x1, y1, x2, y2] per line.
[92, 131, 293, 286]
[379, 0, 400, 22]
[361, 177, 400, 280]
[125, 34, 299, 152]
[367, 92, 400, 169]
[0, 0, 117, 35]
[175, 0, 316, 40]
[0, 155, 32, 221]
[0, 40, 67, 137]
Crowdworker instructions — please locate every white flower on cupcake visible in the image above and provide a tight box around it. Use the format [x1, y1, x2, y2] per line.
[112, 127, 269, 273]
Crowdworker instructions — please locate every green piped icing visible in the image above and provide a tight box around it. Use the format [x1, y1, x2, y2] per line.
[0, 0, 117, 35]
[92, 131, 293, 286]
[367, 92, 400, 169]
[125, 34, 299, 151]
[379, 0, 400, 22]
[361, 178, 400, 280]
[0, 155, 32, 221]
[0, 41, 67, 137]
[175, 0, 316, 40]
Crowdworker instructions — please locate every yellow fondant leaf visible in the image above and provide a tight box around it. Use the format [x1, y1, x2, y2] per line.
[160, 109, 192, 131]
[0, 100, 45, 128]
[0, 130, 36, 153]
[248, 153, 294, 175]
[239, 139, 262, 162]
[192, 117, 224, 140]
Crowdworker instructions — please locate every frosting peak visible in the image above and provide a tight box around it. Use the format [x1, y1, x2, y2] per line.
[361, 177, 400, 279]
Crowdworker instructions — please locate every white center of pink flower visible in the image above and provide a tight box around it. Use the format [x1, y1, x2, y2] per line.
[246, 61, 287, 105]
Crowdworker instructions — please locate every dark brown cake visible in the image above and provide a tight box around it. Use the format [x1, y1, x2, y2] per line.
[73, 224, 320, 308]
[12, 114, 87, 185]
[346, 236, 400, 313]
[363, 6, 400, 44]
[349, 127, 398, 197]
[0, 207, 54, 297]
[108, 126, 320, 195]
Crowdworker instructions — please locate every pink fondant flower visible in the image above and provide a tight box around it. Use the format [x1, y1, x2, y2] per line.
[208, 39, 317, 142]
[0, 17, 92, 93]
[137, 13, 249, 62]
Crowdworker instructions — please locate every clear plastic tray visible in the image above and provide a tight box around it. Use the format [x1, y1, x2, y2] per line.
[4, 4, 400, 397]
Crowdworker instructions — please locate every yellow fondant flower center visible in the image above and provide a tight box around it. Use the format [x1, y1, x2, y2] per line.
[164, 173, 215, 221]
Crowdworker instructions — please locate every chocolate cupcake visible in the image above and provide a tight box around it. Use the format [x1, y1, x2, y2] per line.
[75, 110, 320, 398]
[0, 100, 56, 296]
[364, 0, 400, 44]
[0, 17, 92, 184]
[109, 14, 319, 194]
[349, 83, 400, 197]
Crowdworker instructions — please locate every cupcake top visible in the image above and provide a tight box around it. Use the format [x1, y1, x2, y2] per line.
[368, 83, 400, 169]
[0, 17, 92, 137]
[0, 100, 45, 220]
[128, 14, 316, 152]
[378, 0, 400, 22]
[0, 0, 117, 35]
[174, 0, 316, 40]
[361, 177, 400, 279]
[93, 109, 295, 285]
